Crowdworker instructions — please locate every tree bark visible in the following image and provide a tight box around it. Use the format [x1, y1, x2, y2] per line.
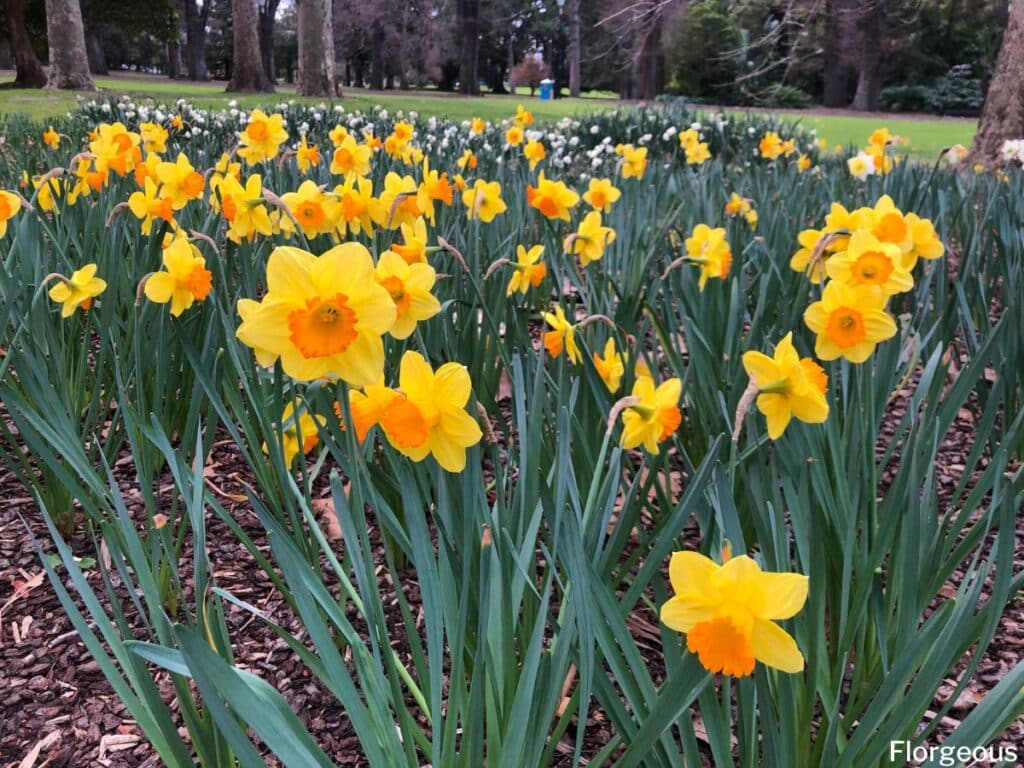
[44, 0, 95, 90]
[258, 0, 279, 83]
[630, 8, 663, 100]
[324, 0, 337, 94]
[296, 0, 333, 95]
[567, 0, 581, 97]
[457, 0, 480, 95]
[3, 0, 46, 88]
[851, 0, 885, 111]
[821, 0, 848, 107]
[85, 25, 108, 75]
[228, 0, 275, 92]
[969, 0, 1024, 166]
[182, 0, 209, 81]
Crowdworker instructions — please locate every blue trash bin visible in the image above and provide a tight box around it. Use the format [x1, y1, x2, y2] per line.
[539, 79, 554, 100]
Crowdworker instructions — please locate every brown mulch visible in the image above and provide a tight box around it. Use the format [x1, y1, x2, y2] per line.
[1, 373, 1021, 767]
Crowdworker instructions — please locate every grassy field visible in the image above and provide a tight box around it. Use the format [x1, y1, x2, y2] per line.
[0, 72, 977, 158]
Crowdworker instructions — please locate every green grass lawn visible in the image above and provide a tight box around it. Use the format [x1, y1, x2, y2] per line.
[0, 72, 976, 158]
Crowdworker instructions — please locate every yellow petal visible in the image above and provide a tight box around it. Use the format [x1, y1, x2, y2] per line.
[144, 272, 176, 304]
[660, 594, 717, 633]
[750, 618, 804, 673]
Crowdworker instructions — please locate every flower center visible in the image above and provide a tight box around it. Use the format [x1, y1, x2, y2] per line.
[657, 405, 682, 440]
[876, 213, 907, 244]
[0, 197, 11, 219]
[799, 359, 828, 394]
[183, 265, 213, 300]
[852, 252, 893, 285]
[248, 121, 268, 141]
[334, 148, 353, 170]
[221, 195, 238, 222]
[538, 196, 559, 218]
[288, 294, 359, 358]
[592, 191, 606, 208]
[687, 616, 755, 677]
[380, 396, 432, 448]
[297, 202, 325, 228]
[341, 193, 366, 221]
[380, 275, 411, 314]
[825, 307, 866, 348]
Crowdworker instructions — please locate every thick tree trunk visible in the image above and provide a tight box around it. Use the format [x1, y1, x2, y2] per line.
[969, 0, 1024, 166]
[851, 0, 885, 111]
[370, 21, 384, 89]
[182, 0, 209, 81]
[228, 0, 274, 92]
[296, 0, 333, 95]
[258, 0, 279, 83]
[631, 11, 663, 100]
[85, 26, 108, 75]
[457, 0, 480, 95]
[3, 0, 46, 88]
[567, 0, 581, 97]
[324, 0, 337, 94]
[821, 0, 848, 107]
[44, 0, 95, 90]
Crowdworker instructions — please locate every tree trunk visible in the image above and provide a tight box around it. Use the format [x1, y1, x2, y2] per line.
[631, 10, 663, 100]
[324, 0, 337, 95]
[821, 0, 848, 107]
[167, 7, 184, 80]
[85, 26, 108, 75]
[851, 0, 885, 111]
[297, 0, 333, 95]
[370, 21, 384, 89]
[969, 0, 1024, 166]
[567, 0, 581, 97]
[182, 0, 209, 81]
[44, 0, 95, 90]
[457, 0, 480, 95]
[3, 0, 46, 88]
[228, 0, 274, 91]
[258, 0, 279, 83]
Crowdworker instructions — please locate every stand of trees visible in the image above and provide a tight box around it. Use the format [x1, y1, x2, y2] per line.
[0, 0, 1015, 125]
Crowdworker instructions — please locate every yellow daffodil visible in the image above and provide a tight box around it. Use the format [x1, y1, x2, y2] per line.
[759, 131, 784, 160]
[264, 401, 326, 467]
[376, 172, 422, 229]
[47, 264, 106, 317]
[374, 249, 441, 338]
[210, 173, 274, 243]
[685, 224, 732, 290]
[797, 155, 812, 172]
[543, 305, 581, 364]
[416, 159, 454, 224]
[235, 243, 396, 384]
[660, 550, 808, 676]
[42, 126, 60, 150]
[526, 171, 579, 221]
[156, 153, 205, 210]
[144, 234, 212, 316]
[566, 210, 616, 267]
[89, 122, 142, 177]
[593, 338, 624, 393]
[139, 121, 169, 154]
[462, 179, 507, 222]
[376, 351, 483, 472]
[506, 244, 546, 296]
[619, 375, 682, 453]
[296, 137, 322, 173]
[281, 180, 332, 239]
[391, 217, 429, 265]
[741, 332, 829, 439]
[33, 176, 64, 213]
[330, 133, 373, 179]
[457, 149, 478, 170]
[332, 176, 379, 237]
[523, 139, 546, 170]
[0, 190, 22, 237]
[238, 109, 289, 165]
[583, 177, 621, 213]
[615, 144, 647, 179]
[128, 177, 175, 235]
[724, 193, 752, 218]
[685, 140, 711, 165]
[505, 125, 524, 146]
[803, 280, 897, 363]
[903, 213, 944, 269]
[826, 230, 914, 295]
[514, 105, 533, 126]
[470, 117, 486, 135]
[789, 228, 828, 284]
[869, 127, 893, 148]
[133, 151, 162, 188]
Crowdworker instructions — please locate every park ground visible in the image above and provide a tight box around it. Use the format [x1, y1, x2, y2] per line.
[0, 71, 976, 158]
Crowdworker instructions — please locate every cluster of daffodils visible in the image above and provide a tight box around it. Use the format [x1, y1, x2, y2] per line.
[724, 192, 758, 229]
[848, 128, 902, 180]
[757, 129, 816, 171]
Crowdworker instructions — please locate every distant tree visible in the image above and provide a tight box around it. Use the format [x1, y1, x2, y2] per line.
[228, 0, 274, 91]
[851, 0, 887, 110]
[510, 51, 550, 95]
[296, 0, 335, 94]
[44, 0, 95, 89]
[181, 0, 211, 80]
[567, 0, 581, 95]
[258, 0, 280, 81]
[2, 0, 46, 88]
[457, 0, 481, 94]
[970, 0, 1024, 166]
